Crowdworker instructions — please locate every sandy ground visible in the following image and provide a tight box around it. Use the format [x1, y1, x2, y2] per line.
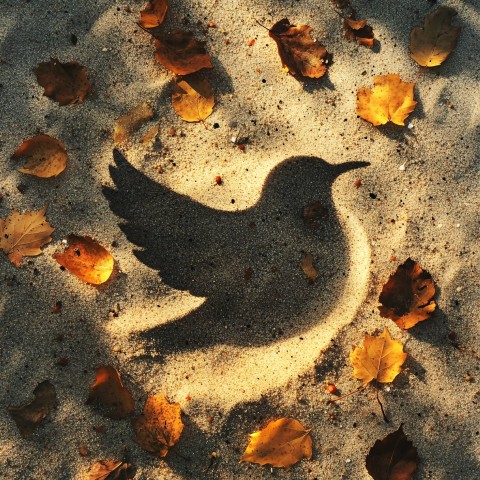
[0, 0, 479, 478]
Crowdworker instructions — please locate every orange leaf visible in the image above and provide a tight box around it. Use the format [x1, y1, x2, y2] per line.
[139, 0, 168, 29]
[300, 253, 318, 283]
[33, 58, 90, 106]
[171, 75, 214, 122]
[87, 366, 134, 419]
[241, 418, 312, 468]
[0, 206, 54, 267]
[12, 134, 68, 178]
[379, 258, 436, 329]
[342, 15, 374, 48]
[53, 235, 114, 285]
[84, 460, 135, 480]
[356, 74, 417, 126]
[114, 102, 154, 145]
[132, 393, 184, 457]
[350, 327, 407, 384]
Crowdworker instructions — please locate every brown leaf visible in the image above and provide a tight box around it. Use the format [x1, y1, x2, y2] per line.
[8, 381, 57, 438]
[302, 201, 328, 228]
[153, 30, 213, 75]
[410, 6, 460, 67]
[241, 418, 312, 469]
[343, 15, 374, 48]
[0, 206, 54, 267]
[53, 235, 115, 285]
[366, 425, 419, 480]
[33, 58, 90, 106]
[114, 102, 154, 144]
[139, 0, 168, 29]
[84, 460, 135, 480]
[350, 327, 407, 384]
[12, 134, 68, 178]
[379, 258, 436, 329]
[87, 366, 134, 419]
[269, 19, 331, 78]
[300, 253, 318, 283]
[356, 74, 417, 126]
[171, 75, 215, 122]
[132, 393, 184, 457]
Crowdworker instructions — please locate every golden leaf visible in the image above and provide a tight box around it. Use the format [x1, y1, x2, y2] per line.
[350, 327, 407, 384]
[172, 75, 214, 122]
[241, 418, 312, 469]
[139, 0, 168, 29]
[114, 102, 154, 145]
[356, 74, 417, 126]
[84, 460, 134, 480]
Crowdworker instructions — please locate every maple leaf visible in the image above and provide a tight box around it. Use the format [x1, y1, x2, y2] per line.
[139, 0, 168, 29]
[350, 327, 407, 384]
[171, 75, 215, 122]
[8, 381, 57, 438]
[379, 258, 436, 329]
[300, 253, 319, 283]
[241, 418, 312, 469]
[132, 393, 184, 457]
[12, 134, 68, 178]
[53, 235, 115, 285]
[410, 6, 460, 67]
[84, 460, 135, 480]
[342, 15, 374, 48]
[268, 19, 331, 78]
[87, 366, 135, 419]
[366, 425, 419, 480]
[0, 206, 54, 267]
[114, 102, 154, 145]
[33, 58, 90, 106]
[356, 74, 417, 126]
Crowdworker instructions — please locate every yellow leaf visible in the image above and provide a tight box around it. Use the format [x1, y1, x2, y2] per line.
[0, 206, 54, 267]
[171, 75, 214, 122]
[356, 74, 417, 126]
[114, 102, 154, 144]
[350, 327, 407, 384]
[241, 418, 312, 469]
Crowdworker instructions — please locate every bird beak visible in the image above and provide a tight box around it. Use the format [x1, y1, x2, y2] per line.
[333, 161, 370, 176]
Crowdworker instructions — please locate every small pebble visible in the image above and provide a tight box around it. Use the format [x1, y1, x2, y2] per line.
[456, 286, 462, 292]
[346, 458, 351, 463]
[455, 223, 460, 228]
[102, 47, 108, 52]
[399, 164, 405, 171]
[407, 123, 414, 129]
[113, 345, 121, 353]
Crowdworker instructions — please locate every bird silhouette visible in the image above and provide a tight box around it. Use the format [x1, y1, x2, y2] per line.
[104, 150, 368, 355]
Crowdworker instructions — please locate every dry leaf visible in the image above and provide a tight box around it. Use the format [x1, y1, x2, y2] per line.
[85, 460, 134, 480]
[87, 366, 134, 419]
[350, 327, 407, 384]
[379, 258, 436, 329]
[34, 58, 90, 106]
[269, 19, 331, 78]
[303, 201, 328, 228]
[114, 102, 154, 144]
[343, 15, 374, 48]
[12, 134, 68, 178]
[53, 235, 114, 285]
[410, 6, 460, 67]
[132, 393, 184, 457]
[0, 206, 54, 267]
[172, 75, 214, 122]
[153, 30, 213, 75]
[241, 418, 312, 469]
[356, 74, 417, 126]
[141, 124, 159, 144]
[8, 381, 57, 438]
[139, 0, 168, 28]
[300, 254, 318, 283]
[366, 425, 419, 480]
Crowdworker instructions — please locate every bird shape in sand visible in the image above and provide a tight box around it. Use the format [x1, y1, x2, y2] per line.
[104, 150, 368, 355]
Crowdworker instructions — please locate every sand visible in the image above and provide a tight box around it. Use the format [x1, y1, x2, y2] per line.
[0, 0, 479, 478]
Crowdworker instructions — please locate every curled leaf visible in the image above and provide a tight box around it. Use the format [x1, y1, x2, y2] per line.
[241, 418, 312, 469]
[172, 75, 214, 122]
[33, 58, 90, 106]
[53, 235, 114, 285]
[84, 460, 135, 480]
[356, 74, 417, 126]
[12, 134, 68, 178]
[379, 258, 436, 329]
[342, 15, 374, 48]
[114, 102, 154, 144]
[139, 0, 168, 29]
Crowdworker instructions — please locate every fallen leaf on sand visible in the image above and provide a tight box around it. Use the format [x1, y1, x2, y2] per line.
[269, 19, 330, 78]
[114, 102, 154, 144]
[34, 58, 90, 106]
[342, 15, 374, 48]
[53, 235, 114, 285]
[300, 253, 319, 283]
[132, 393, 184, 457]
[8, 381, 57, 438]
[0, 206, 54, 267]
[12, 134, 68, 178]
[379, 258, 436, 329]
[241, 418, 312, 468]
[87, 366, 134, 419]
[139, 0, 168, 29]
[350, 327, 407, 384]
[366, 425, 419, 480]
[302, 201, 328, 228]
[357, 74, 417, 126]
[84, 460, 135, 480]
[172, 75, 214, 122]
[410, 6, 460, 67]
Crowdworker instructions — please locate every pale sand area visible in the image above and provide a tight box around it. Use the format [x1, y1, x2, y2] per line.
[0, 0, 479, 478]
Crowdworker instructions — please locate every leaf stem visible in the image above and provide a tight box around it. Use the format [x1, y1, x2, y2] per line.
[254, 19, 270, 31]
[376, 385, 389, 423]
[327, 383, 368, 403]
